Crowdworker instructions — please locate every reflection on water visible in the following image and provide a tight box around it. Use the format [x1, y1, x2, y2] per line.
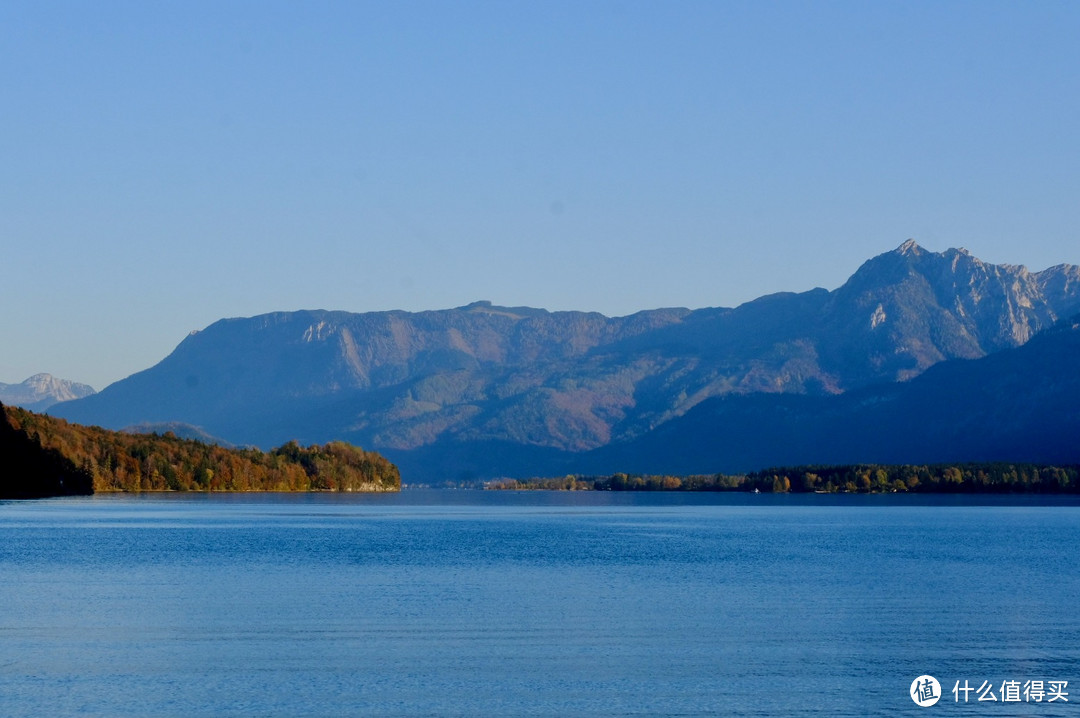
[2, 491, 1079, 716]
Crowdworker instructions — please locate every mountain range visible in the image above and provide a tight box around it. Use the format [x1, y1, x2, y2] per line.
[0, 373, 96, 412]
[50, 241, 1080, 479]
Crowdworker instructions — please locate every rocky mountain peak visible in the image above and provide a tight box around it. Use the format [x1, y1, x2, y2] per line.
[836, 241, 1080, 366]
[0, 373, 96, 412]
[895, 238, 924, 256]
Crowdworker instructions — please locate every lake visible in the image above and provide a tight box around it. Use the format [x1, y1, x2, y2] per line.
[2, 491, 1079, 716]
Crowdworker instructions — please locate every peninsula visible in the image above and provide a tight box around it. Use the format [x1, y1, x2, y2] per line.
[0, 402, 399, 499]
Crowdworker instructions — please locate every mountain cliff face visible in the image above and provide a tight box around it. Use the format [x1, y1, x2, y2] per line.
[0, 374, 96, 412]
[50, 242, 1080, 477]
[821, 240, 1080, 380]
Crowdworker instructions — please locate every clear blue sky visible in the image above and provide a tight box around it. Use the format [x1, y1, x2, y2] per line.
[2, 1, 1078, 389]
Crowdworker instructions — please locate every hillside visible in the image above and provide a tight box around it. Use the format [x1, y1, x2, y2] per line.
[1, 403, 399, 498]
[575, 314, 1080, 475]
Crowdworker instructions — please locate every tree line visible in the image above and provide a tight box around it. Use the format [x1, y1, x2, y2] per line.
[1, 403, 399, 498]
[488, 463, 1080, 494]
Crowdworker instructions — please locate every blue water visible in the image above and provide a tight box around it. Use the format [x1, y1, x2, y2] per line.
[2, 491, 1079, 716]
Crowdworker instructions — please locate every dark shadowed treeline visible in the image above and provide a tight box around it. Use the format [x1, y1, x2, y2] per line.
[745, 463, 1080, 493]
[1, 403, 399, 497]
[0, 403, 94, 498]
[489, 464, 1080, 494]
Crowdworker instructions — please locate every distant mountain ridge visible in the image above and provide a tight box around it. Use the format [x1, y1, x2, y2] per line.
[50, 241, 1080, 479]
[121, 422, 236, 448]
[0, 373, 95, 412]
